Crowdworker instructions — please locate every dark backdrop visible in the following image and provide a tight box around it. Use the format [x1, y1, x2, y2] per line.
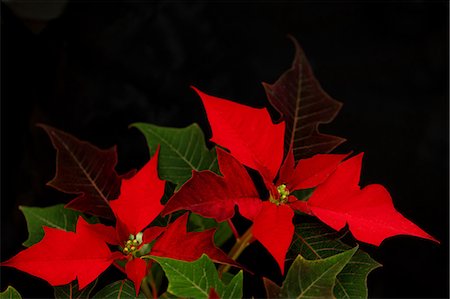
[1, 2, 448, 298]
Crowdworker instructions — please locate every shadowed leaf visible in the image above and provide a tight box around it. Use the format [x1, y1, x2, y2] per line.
[54, 279, 97, 299]
[263, 277, 281, 298]
[39, 124, 122, 219]
[281, 247, 357, 299]
[0, 286, 22, 299]
[188, 213, 233, 247]
[288, 222, 381, 299]
[263, 37, 345, 160]
[152, 254, 243, 299]
[92, 280, 144, 298]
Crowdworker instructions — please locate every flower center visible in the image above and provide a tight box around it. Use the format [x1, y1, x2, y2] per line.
[269, 184, 290, 206]
[122, 232, 143, 255]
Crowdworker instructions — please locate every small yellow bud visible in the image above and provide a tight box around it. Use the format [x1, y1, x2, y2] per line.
[126, 240, 132, 245]
[130, 246, 136, 251]
[123, 247, 129, 253]
[132, 239, 138, 245]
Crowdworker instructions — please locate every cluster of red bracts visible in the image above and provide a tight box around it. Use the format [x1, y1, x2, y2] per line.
[1, 88, 438, 295]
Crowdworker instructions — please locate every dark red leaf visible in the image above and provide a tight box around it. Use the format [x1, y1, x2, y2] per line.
[297, 153, 439, 245]
[263, 277, 281, 298]
[151, 213, 238, 267]
[39, 124, 122, 219]
[1, 217, 114, 288]
[163, 148, 260, 222]
[263, 37, 345, 160]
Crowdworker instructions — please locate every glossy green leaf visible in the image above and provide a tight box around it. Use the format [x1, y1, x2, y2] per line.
[281, 247, 357, 299]
[20, 204, 83, 247]
[92, 280, 144, 298]
[54, 280, 97, 299]
[288, 222, 381, 299]
[188, 213, 233, 246]
[152, 254, 243, 299]
[132, 123, 219, 187]
[0, 286, 22, 299]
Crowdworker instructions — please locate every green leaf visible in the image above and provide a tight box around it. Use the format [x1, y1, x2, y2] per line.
[281, 247, 357, 299]
[288, 222, 381, 299]
[20, 204, 83, 247]
[263, 277, 281, 298]
[54, 280, 97, 299]
[188, 213, 233, 246]
[152, 254, 243, 299]
[132, 123, 219, 187]
[0, 286, 22, 299]
[222, 271, 243, 299]
[92, 280, 144, 298]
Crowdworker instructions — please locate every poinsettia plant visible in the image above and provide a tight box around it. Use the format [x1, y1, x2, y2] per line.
[1, 38, 438, 299]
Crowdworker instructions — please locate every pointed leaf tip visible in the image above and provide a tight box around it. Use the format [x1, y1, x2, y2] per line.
[132, 122, 219, 188]
[304, 154, 439, 246]
[264, 37, 345, 160]
[38, 124, 121, 219]
[110, 148, 165, 237]
[194, 88, 285, 182]
[151, 213, 238, 267]
[2, 217, 113, 289]
[281, 247, 357, 299]
[152, 254, 243, 299]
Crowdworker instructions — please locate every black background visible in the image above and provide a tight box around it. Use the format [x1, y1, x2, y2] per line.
[1, 1, 448, 298]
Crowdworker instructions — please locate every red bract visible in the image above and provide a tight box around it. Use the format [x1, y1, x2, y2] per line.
[163, 88, 438, 273]
[163, 89, 347, 273]
[293, 153, 439, 246]
[2, 148, 235, 295]
[1, 217, 114, 289]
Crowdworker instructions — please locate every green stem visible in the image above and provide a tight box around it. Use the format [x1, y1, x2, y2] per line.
[219, 225, 254, 275]
[147, 269, 158, 299]
[141, 277, 153, 299]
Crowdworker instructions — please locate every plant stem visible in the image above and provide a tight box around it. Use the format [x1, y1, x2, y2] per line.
[219, 225, 254, 275]
[141, 278, 153, 299]
[227, 219, 240, 240]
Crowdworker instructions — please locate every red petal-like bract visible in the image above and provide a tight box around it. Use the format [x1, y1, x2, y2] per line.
[39, 124, 122, 219]
[263, 37, 345, 160]
[301, 153, 439, 246]
[110, 148, 165, 238]
[125, 258, 148, 295]
[277, 149, 348, 191]
[80, 222, 119, 245]
[163, 148, 260, 222]
[1, 217, 113, 288]
[142, 226, 166, 244]
[151, 214, 238, 266]
[209, 288, 221, 299]
[252, 202, 294, 274]
[193, 87, 285, 182]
